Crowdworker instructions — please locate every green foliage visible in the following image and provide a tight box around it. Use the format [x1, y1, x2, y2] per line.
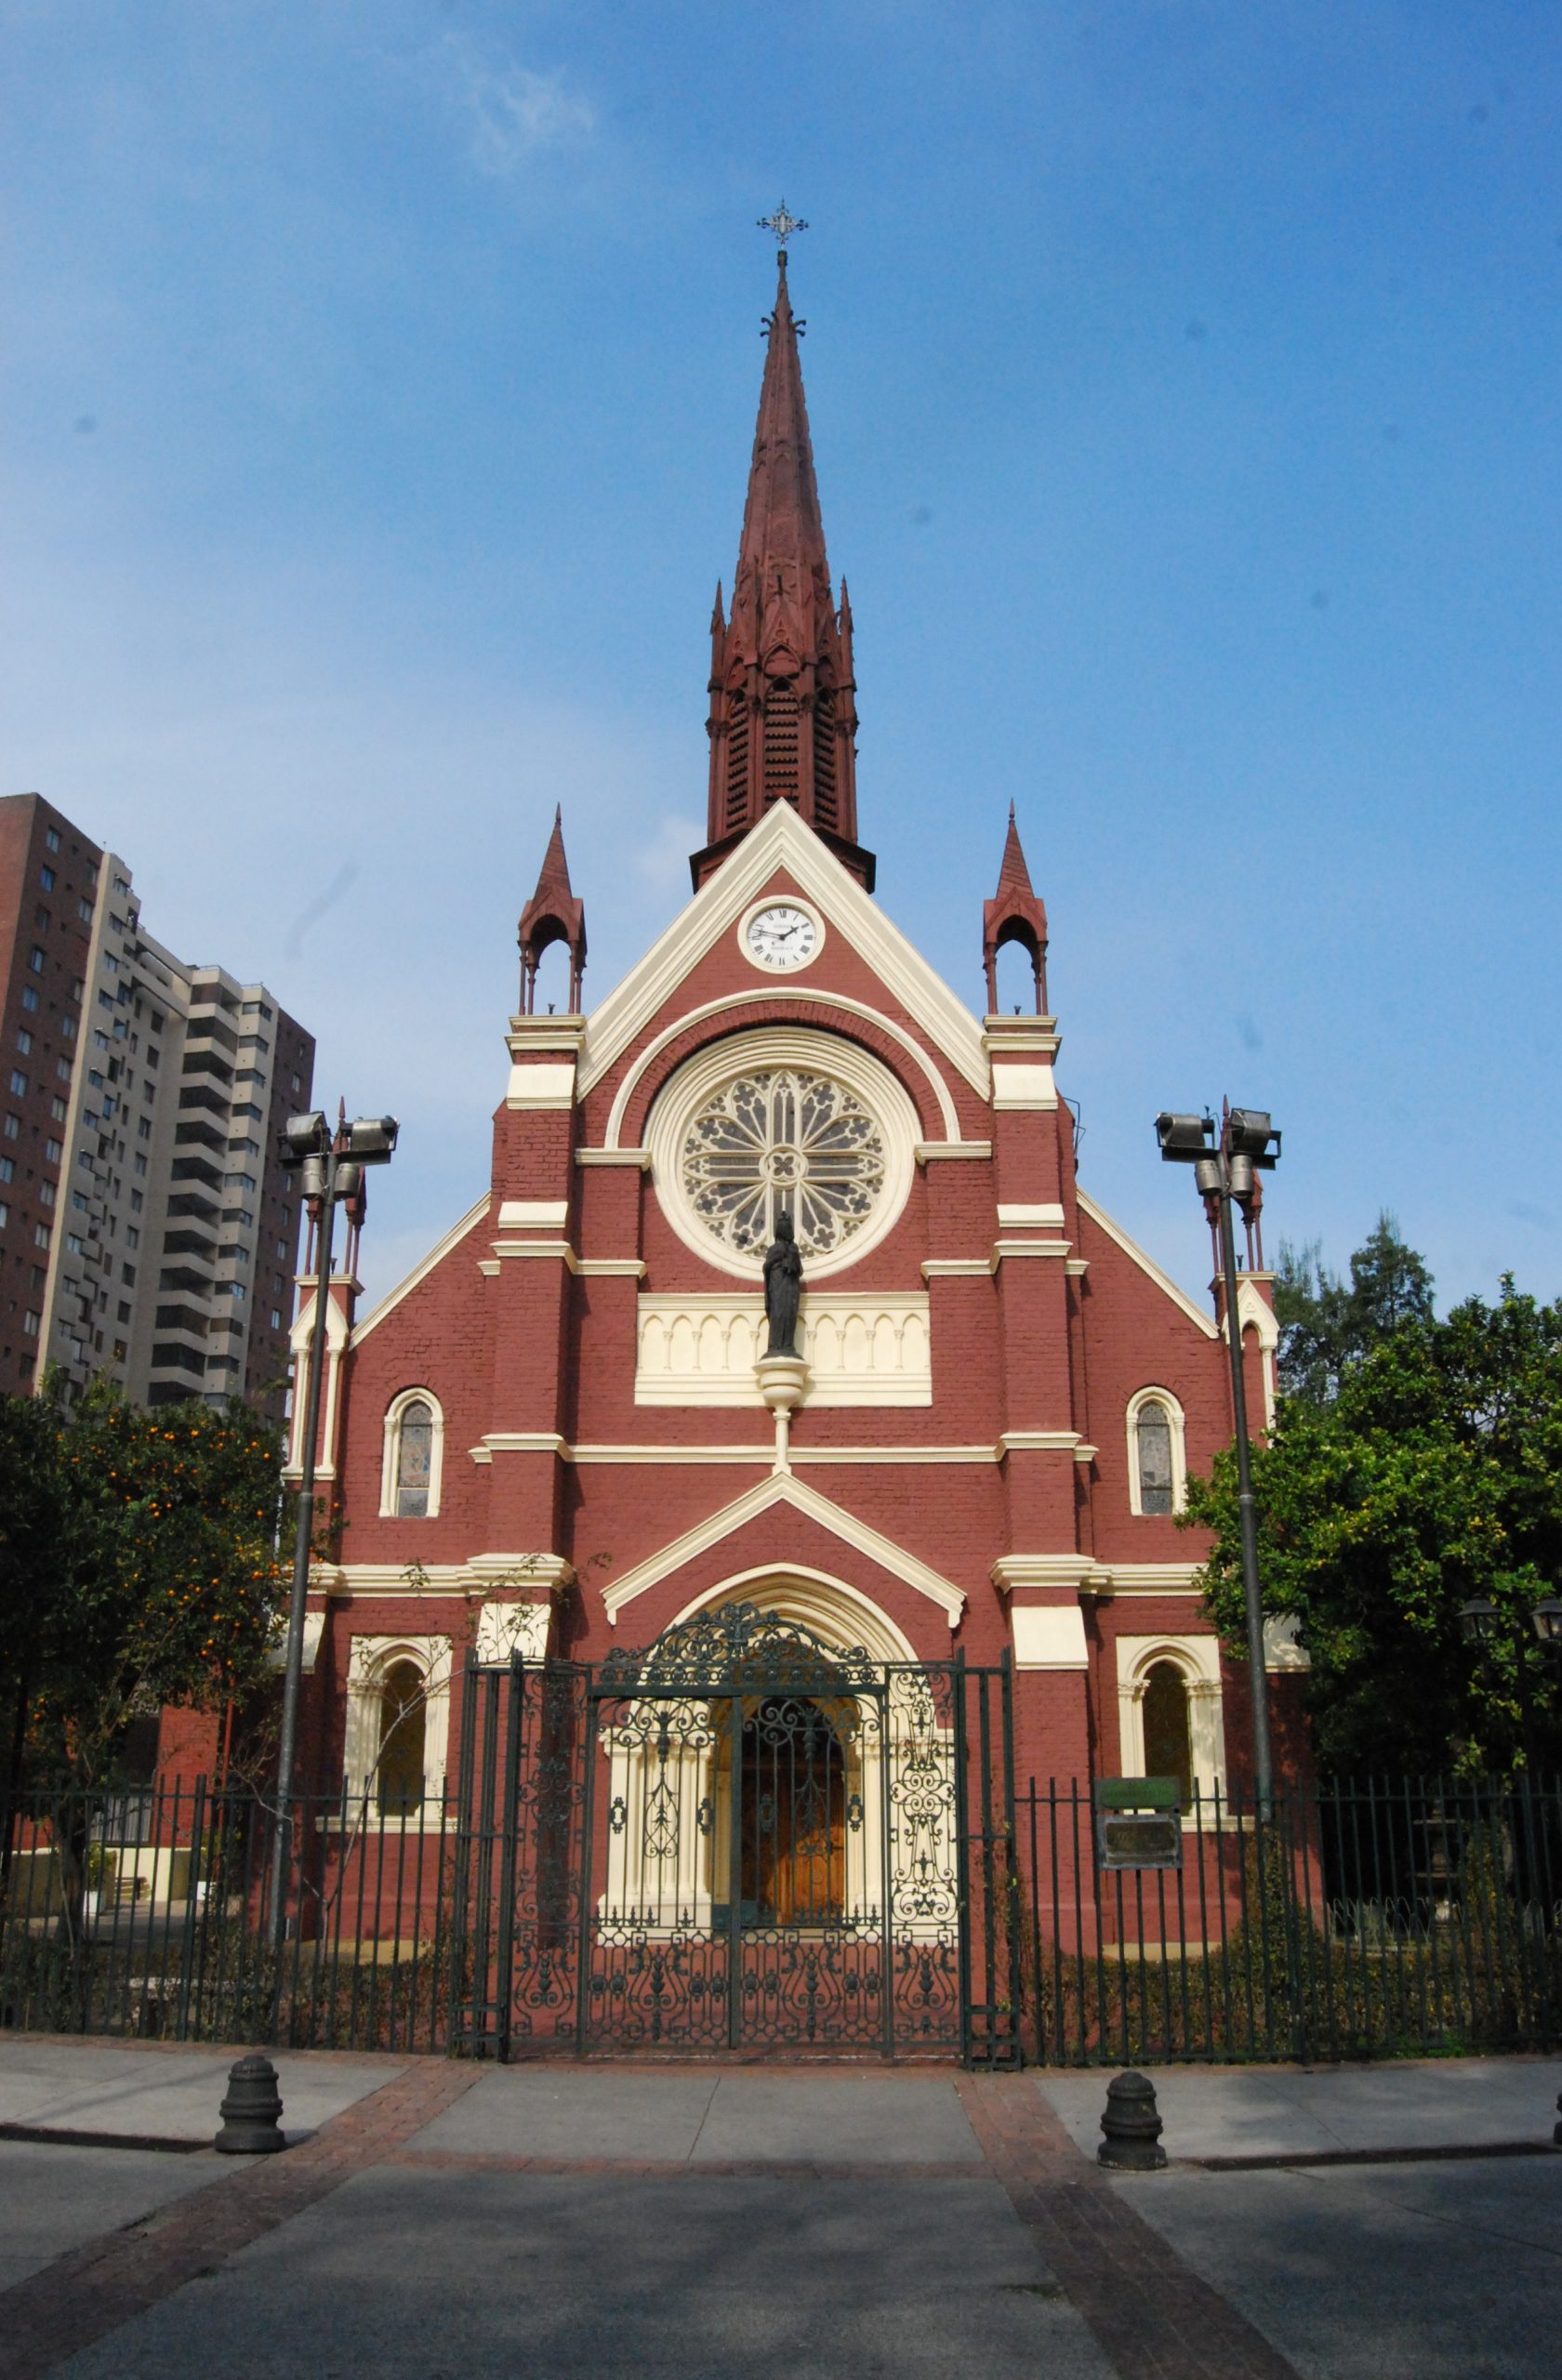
[1276, 1212, 1436, 1405]
[1187, 1279, 1562, 1775]
[0, 1378, 290, 1788]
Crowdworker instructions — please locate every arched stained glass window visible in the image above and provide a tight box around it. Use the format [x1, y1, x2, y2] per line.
[377, 1658, 427, 1815]
[395, 1399, 434, 1517]
[1142, 1660, 1194, 1805]
[1135, 1399, 1174, 1516]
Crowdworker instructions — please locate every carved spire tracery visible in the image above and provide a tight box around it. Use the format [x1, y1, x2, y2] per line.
[692, 249, 873, 892]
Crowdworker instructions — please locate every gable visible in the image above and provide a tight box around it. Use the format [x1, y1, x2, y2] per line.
[576, 802, 989, 1104]
[600, 1468, 966, 1628]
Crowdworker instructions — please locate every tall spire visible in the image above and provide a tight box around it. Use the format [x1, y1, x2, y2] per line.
[692, 237, 873, 892]
[518, 806, 587, 1014]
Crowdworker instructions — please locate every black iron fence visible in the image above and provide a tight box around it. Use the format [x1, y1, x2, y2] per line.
[1018, 1773, 1562, 2064]
[2, 1769, 1559, 2064]
[0, 1779, 463, 2054]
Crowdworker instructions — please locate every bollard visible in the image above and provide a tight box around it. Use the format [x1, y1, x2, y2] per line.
[1554, 2091, 1561, 2150]
[215, 2054, 286, 2154]
[1098, 2069, 1167, 2171]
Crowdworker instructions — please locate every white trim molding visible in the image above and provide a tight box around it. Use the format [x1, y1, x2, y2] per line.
[578, 800, 989, 1104]
[601, 1471, 966, 1629]
[1076, 1190, 1219, 1341]
[991, 1553, 1110, 1595]
[343, 1633, 454, 1812]
[1115, 1633, 1226, 1799]
[285, 1278, 352, 1482]
[1125, 1384, 1188, 1519]
[990, 1064, 1058, 1111]
[635, 1290, 932, 1407]
[350, 1197, 489, 1347]
[603, 990, 962, 1153]
[379, 1386, 445, 1520]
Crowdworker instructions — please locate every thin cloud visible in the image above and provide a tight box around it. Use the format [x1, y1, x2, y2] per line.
[444, 35, 594, 176]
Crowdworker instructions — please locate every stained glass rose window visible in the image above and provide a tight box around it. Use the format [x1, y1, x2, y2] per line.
[680, 1069, 887, 1260]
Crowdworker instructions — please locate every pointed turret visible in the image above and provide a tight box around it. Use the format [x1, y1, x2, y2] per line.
[518, 806, 587, 1015]
[983, 805, 1050, 1015]
[692, 248, 873, 892]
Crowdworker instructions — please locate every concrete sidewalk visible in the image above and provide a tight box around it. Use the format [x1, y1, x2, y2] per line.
[0, 2037, 404, 2146]
[0, 2043, 1559, 2380]
[1037, 2054, 1562, 2164]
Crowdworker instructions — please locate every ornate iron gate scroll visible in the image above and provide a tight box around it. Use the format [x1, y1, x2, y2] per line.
[454, 1607, 1019, 2062]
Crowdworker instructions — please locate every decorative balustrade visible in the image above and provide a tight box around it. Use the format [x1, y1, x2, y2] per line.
[634, 1291, 932, 1405]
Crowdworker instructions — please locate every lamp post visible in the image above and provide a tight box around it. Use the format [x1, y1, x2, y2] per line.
[269, 1107, 398, 1961]
[1156, 1106, 1282, 1814]
[1457, 1594, 1562, 1774]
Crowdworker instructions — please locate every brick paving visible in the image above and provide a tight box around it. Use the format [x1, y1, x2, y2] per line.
[956, 2073, 1301, 2380]
[0, 2060, 477, 2380]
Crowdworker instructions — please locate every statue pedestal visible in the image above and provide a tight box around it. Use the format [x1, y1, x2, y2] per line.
[755, 1355, 810, 1472]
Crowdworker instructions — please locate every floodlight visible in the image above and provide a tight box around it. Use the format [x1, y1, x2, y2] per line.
[1226, 1109, 1281, 1169]
[1156, 1112, 1212, 1163]
[279, 1110, 330, 1168]
[346, 1116, 399, 1164]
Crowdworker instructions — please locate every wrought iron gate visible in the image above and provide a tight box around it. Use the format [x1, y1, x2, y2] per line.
[452, 1606, 1019, 2062]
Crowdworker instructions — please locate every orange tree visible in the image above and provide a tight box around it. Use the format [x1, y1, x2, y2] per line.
[4, 1376, 289, 1793]
[1186, 1281, 1562, 1777]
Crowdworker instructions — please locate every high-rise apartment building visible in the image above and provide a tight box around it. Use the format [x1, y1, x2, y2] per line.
[0, 793, 314, 1422]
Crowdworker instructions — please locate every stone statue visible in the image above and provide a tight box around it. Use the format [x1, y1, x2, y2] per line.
[761, 1210, 803, 1358]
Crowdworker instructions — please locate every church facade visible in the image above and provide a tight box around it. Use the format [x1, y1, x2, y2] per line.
[281, 247, 1291, 2054]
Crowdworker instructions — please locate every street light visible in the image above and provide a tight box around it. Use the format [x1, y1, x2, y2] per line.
[1156, 1104, 1282, 1814]
[269, 1106, 399, 1959]
[1458, 1594, 1562, 1773]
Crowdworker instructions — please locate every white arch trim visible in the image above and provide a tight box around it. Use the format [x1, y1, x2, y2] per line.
[600, 1470, 965, 1630]
[342, 1632, 454, 1810]
[1125, 1384, 1188, 1518]
[603, 988, 962, 1151]
[1114, 1632, 1226, 1798]
[642, 1024, 923, 1285]
[667, 1566, 921, 1666]
[379, 1385, 446, 1519]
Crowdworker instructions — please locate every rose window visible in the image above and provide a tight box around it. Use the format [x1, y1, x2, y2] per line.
[680, 1070, 887, 1261]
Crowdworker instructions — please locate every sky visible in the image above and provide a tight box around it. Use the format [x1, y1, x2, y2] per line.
[5, 1, 1560, 1316]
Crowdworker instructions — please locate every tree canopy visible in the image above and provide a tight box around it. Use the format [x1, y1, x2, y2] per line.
[1188, 1277, 1562, 1777]
[0, 1379, 289, 1790]
[1274, 1211, 1436, 1405]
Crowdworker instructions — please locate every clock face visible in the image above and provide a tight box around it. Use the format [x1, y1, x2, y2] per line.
[745, 903, 818, 970]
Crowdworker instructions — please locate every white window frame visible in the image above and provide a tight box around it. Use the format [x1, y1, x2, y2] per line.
[1125, 1384, 1187, 1517]
[1115, 1633, 1225, 1803]
[379, 1386, 445, 1519]
[343, 1633, 453, 1819]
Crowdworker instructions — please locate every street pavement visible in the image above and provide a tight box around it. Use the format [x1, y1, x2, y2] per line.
[0, 2041, 1555, 2378]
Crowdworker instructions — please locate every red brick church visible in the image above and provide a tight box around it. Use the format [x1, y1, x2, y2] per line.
[280, 242, 1291, 2054]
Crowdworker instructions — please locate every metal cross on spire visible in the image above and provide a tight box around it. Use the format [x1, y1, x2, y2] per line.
[758, 200, 808, 253]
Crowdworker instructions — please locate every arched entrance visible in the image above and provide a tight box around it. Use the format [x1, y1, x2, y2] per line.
[455, 1598, 1018, 2060]
[739, 1694, 847, 1927]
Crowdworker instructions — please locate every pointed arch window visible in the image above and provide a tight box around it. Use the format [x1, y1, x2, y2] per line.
[380, 1389, 444, 1519]
[1126, 1387, 1186, 1518]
